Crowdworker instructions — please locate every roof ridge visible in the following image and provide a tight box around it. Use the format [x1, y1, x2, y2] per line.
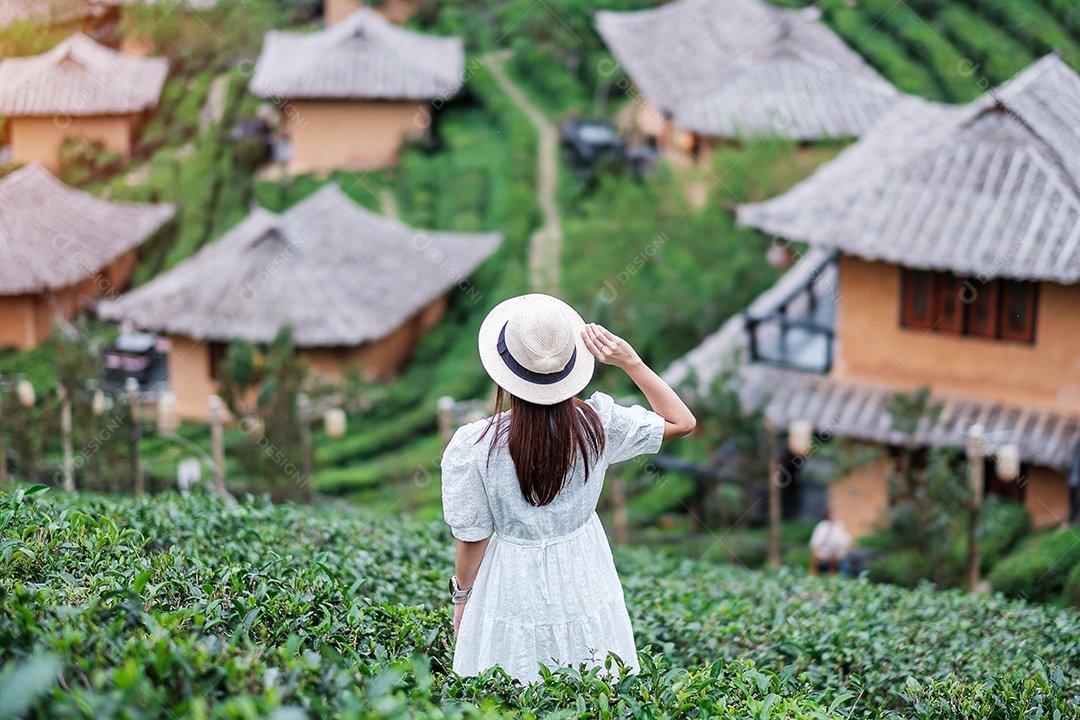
[986, 54, 1080, 189]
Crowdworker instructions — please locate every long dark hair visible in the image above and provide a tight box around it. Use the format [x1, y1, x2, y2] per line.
[477, 385, 606, 506]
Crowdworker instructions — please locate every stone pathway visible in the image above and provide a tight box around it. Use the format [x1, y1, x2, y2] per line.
[484, 52, 563, 296]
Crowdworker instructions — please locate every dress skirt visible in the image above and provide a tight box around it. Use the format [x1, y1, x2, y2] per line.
[452, 511, 640, 683]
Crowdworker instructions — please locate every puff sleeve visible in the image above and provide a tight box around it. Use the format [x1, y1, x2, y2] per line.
[586, 391, 667, 464]
[440, 424, 494, 541]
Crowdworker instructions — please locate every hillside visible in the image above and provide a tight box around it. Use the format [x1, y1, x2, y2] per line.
[2, 485, 1077, 718]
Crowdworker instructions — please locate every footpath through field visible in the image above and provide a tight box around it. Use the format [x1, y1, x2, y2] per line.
[484, 51, 563, 296]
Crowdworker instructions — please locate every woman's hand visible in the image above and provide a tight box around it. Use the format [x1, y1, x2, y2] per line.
[581, 323, 642, 370]
[452, 601, 466, 636]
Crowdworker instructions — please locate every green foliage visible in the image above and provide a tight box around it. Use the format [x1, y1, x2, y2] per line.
[118, 0, 288, 75]
[57, 138, 124, 188]
[1064, 560, 1080, 608]
[988, 527, 1080, 603]
[893, 663, 1076, 719]
[938, 5, 1037, 83]
[966, 495, 1032, 572]
[2, 487, 1079, 718]
[0, 18, 70, 58]
[972, 0, 1080, 70]
[216, 328, 310, 501]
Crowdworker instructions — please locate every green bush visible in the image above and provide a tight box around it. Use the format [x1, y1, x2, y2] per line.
[988, 527, 1080, 602]
[5, 486, 1078, 718]
[891, 664, 1076, 719]
[973, 496, 1031, 570]
[1064, 561, 1080, 609]
[57, 138, 124, 188]
[868, 549, 929, 588]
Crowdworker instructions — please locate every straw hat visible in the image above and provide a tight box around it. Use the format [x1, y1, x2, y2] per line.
[478, 293, 595, 405]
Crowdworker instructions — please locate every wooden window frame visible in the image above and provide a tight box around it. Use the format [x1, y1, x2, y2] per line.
[901, 269, 936, 330]
[999, 279, 1038, 343]
[899, 268, 1037, 344]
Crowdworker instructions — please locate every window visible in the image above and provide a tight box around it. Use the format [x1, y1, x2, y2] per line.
[208, 341, 229, 381]
[900, 269, 1037, 343]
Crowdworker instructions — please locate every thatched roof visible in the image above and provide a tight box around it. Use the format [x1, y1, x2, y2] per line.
[662, 250, 1080, 471]
[0, 164, 176, 295]
[738, 55, 1080, 282]
[250, 7, 464, 101]
[594, 0, 899, 140]
[0, 0, 93, 30]
[97, 184, 502, 347]
[0, 34, 168, 116]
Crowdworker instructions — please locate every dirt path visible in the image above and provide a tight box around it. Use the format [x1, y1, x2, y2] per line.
[484, 52, 563, 296]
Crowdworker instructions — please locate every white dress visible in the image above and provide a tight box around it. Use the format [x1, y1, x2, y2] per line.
[441, 390, 666, 684]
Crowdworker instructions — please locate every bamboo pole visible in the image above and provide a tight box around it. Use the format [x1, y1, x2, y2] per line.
[297, 393, 313, 502]
[766, 419, 781, 570]
[126, 379, 143, 499]
[59, 385, 74, 492]
[965, 426, 985, 592]
[209, 395, 227, 498]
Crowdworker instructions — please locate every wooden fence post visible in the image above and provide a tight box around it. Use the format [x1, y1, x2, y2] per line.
[59, 385, 74, 492]
[965, 426, 985, 592]
[766, 418, 781, 570]
[209, 395, 227, 499]
[126, 378, 143, 499]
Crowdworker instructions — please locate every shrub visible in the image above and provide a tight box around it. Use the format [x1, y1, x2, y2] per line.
[1064, 561, 1080, 609]
[891, 664, 1076, 719]
[868, 549, 930, 588]
[3, 486, 1079, 718]
[57, 138, 124, 188]
[988, 527, 1080, 602]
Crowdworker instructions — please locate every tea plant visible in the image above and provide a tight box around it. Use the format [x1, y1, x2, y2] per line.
[2, 485, 1078, 718]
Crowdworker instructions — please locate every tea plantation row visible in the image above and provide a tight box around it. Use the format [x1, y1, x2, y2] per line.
[1, 485, 1077, 718]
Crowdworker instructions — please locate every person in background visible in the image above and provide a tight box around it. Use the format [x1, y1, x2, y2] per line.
[810, 507, 852, 576]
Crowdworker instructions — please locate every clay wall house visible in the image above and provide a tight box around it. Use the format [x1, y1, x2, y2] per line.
[98, 184, 501, 421]
[0, 163, 175, 350]
[0, 33, 167, 171]
[595, 0, 901, 162]
[249, 8, 463, 175]
[665, 56, 1080, 535]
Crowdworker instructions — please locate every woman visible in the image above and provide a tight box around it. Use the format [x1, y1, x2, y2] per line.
[441, 293, 696, 683]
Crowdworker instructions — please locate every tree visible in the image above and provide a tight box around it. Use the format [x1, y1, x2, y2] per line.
[216, 327, 310, 501]
[678, 361, 770, 529]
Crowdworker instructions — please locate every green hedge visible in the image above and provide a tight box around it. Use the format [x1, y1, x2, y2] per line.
[988, 527, 1080, 603]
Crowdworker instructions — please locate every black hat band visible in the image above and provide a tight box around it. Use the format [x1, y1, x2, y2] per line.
[497, 322, 576, 385]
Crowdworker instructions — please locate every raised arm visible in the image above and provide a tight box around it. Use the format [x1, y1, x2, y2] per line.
[581, 323, 696, 441]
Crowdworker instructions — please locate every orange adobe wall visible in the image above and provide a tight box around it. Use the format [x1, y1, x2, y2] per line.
[0, 250, 139, 350]
[831, 255, 1080, 415]
[1023, 465, 1072, 530]
[828, 456, 892, 538]
[8, 114, 141, 172]
[284, 100, 428, 174]
[169, 295, 448, 421]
